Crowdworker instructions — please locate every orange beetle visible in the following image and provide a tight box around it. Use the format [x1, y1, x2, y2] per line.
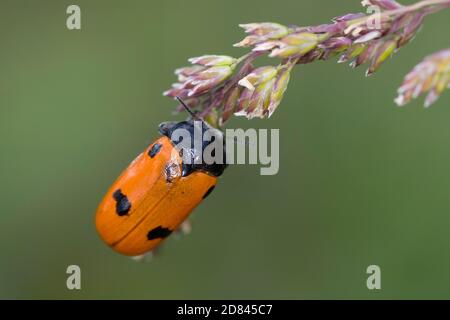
[95, 102, 227, 256]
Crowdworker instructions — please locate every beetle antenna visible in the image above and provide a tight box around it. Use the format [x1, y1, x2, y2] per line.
[176, 97, 200, 120]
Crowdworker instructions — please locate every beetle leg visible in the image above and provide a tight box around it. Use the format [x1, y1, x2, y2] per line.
[131, 247, 161, 262]
[130, 220, 191, 262]
[175, 220, 192, 237]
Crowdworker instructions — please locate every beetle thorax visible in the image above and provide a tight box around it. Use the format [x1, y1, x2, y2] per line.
[159, 120, 227, 177]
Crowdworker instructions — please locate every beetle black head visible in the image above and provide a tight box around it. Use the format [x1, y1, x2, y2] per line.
[159, 99, 227, 177]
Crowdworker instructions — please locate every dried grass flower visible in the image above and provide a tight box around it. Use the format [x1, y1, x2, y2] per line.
[164, 0, 450, 126]
[396, 48, 450, 107]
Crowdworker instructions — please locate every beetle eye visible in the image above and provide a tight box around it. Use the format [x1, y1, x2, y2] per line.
[158, 122, 175, 136]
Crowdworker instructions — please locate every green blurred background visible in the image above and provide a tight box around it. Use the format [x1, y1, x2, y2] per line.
[1, 0, 450, 299]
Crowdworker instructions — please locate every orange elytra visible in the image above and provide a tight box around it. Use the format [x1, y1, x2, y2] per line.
[95, 100, 227, 256]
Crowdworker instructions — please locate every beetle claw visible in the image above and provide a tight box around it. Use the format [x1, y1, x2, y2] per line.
[175, 220, 192, 237]
[131, 247, 160, 262]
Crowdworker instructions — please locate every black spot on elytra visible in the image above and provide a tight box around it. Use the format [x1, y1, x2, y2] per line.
[112, 189, 131, 216]
[148, 143, 162, 158]
[203, 185, 215, 199]
[147, 226, 173, 240]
